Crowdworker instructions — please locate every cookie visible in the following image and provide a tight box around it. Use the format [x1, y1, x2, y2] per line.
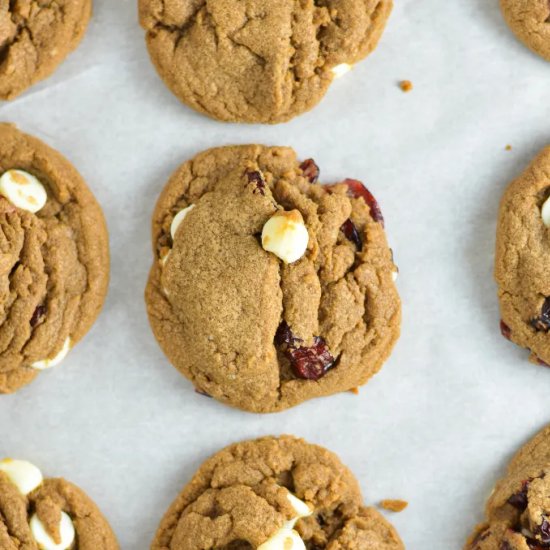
[0, 124, 110, 393]
[495, 146, 550, 367]
[138, 0, 393, 123]
[145, 145, 400, 413]
[465, 425, 550, 550]
[151, 435, 404, 550]
[500, 0, 550, 62]
[0, 0, 92, 100]
[0, 457, 119, 549]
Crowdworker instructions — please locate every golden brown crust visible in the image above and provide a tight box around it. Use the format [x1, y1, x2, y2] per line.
[145, 145, 400, 412]
[495, 146, 550, 366]
[0, 123, 110, 393]
[138, 0, 393, 123]
[151, 435, 404, 550]
[500, 0, 550, 62]
[0, 0, 92, 100]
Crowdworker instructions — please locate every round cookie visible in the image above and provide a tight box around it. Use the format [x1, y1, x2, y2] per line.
[0, 124, 110, 393]
[145, 145, 401, 413]
[0, 0, 92, 100]
[0, 458, 119, 549]
[496, 146, 550, 367]
[500, 0, 550, 62]
[465, 425, 550, 550]
[138, 0, 393, 123]
[151, 435, 404, 550]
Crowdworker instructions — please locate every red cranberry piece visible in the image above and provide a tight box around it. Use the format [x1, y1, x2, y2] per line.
[288, 337, 335, 380]
[275, 321, 335, 381]
[500, 320, 512, 341]
[300, 159, 320, 183]
[343, 179, 385, 227]
[535, 518, 550, 544]
[531, 298, 550, 332]
[341, 219, 362, 251]
[507, 479, 530, 510]
[246, 170, 266, 196]
[30, 305, 46, 328]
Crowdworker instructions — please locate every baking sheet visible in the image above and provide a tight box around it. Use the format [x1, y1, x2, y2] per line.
[2, 0, 550, 547]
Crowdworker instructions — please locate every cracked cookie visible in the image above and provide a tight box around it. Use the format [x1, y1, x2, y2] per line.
[151, 435, 404, 550]
[496, 146, 550, 367]
[465, 425, 550, 550]
[0, 123, 109, 394]
[0, 457, 119, 549]
[138, 0, 393, 123]
[145, 145, 400, 413]
[0, 0, 92, 100]
[500, 0, 550, 62]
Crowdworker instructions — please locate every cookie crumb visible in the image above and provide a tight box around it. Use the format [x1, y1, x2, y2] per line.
[349, 387, 360, 395]
[380, 499, 408, 512]
[505, 145, 512, 151]
[399, 80, 413, 93]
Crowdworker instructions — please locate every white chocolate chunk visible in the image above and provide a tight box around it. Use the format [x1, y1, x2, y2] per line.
[31, 338, 71, 371]
[0, 459, 43, 495]
[258, 493, 312, 550]
[261, 210, 309, 264]
[170, 204, 195, 239]
[331, 63, 352, 78]
[0, 170, 47, 213]
[30, 511, 75, 550]
[392, 270, 398, 282]
[541, 196, 550, 227]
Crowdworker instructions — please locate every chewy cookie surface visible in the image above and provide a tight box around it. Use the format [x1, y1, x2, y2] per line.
[500, 0, 550, 61]
[465, 425, 550, 549]
[151, 435, 404, 549]
[0, 124, 109, 393]
[138, 0, 393, 123]
[0, 0, 92, 100]
[0, 458, 119, 549]
[145, 145, 400, 413]
[496, 146, 550, 366]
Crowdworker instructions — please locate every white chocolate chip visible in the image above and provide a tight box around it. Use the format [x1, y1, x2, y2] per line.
[31, 338, 71, 371]
[0, 459, 43, 495]
[258, 493, 312, 550]
[0, 170, 47, 213]
[170, 204, 195, 239]
[30, 511, 75, 550]
[392, 270, 398, 282]
[331, 63, 352, 78]
[261, 210, 309, 264]
[542, 196, 550, 227]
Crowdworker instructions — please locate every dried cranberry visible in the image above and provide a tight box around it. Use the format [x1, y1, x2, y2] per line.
[531, 298, 550, 332]
[507, 480, 530, 511]
[537, 518, 550, 544]
[288, 337, 335, 380]
[343, 178, 385, 227]
[30, 305, 46, 328]
[300, 159, 320, 183]
[341, 218, 362, 251]
[471, 527, 491, 547]
[275, 321, 335, 381]
[246, 170, 266, 196]
[500, 320, 512, 341]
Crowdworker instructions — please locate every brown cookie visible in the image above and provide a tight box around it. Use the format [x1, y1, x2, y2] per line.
[0, 124, 110, 394]
[464, 425, 550, 550]
[0, 0, 92, 100]
[138, 0, 393, 123]
[151, 435, 404, 550]
[0, 458, 119, 549]
[145, 145, 401, 413]
[495, 146, 550, 367]
[500, 0, 550, 62]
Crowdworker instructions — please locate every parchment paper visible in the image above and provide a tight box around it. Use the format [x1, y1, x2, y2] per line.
[2, 0, 550, 547]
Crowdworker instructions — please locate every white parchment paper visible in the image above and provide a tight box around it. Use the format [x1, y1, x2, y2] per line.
[1, 0, 550, 547]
